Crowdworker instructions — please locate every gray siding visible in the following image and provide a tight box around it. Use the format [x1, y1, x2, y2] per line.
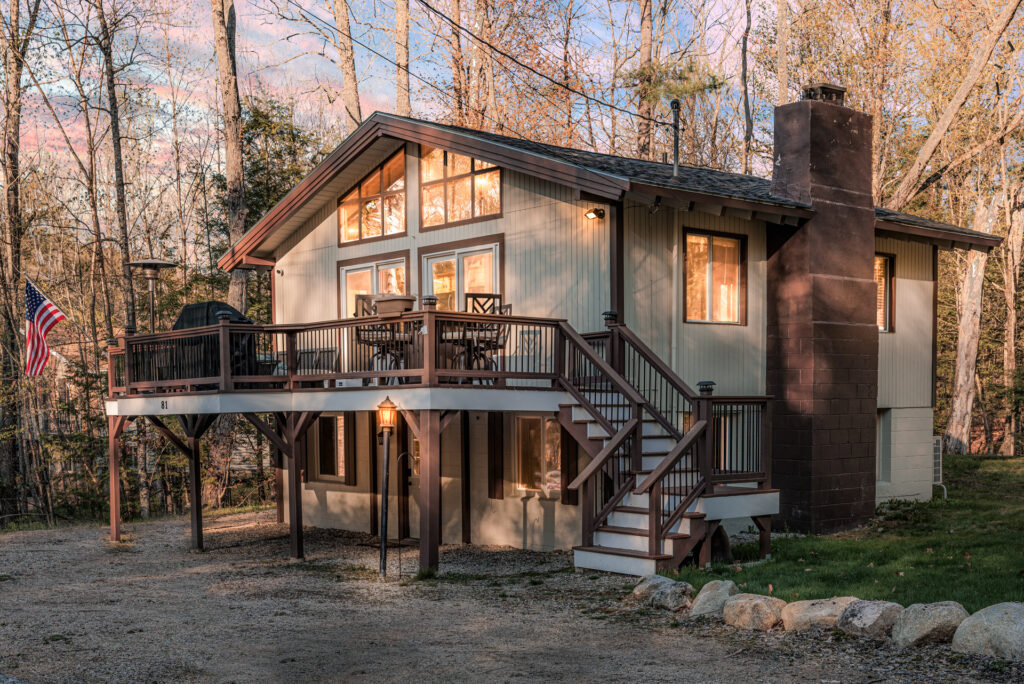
[624, 204, 767, 395]
[274, 143, 608, 333]
[876, 236, 934, 409]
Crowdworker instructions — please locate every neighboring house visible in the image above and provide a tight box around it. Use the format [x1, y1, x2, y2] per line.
[104, 84, 998, 576]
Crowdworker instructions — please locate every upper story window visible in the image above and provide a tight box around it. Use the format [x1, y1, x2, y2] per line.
[875, 254, 894, 332]
[420, 146, 501, 229]
[339, 256, 407, 317]
[685, 232, 744, 324]
[422, 242, 499, 311]
[339, 151, 406, 243]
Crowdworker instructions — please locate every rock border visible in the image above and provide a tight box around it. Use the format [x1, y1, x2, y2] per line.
[627, 575, 1023, 661]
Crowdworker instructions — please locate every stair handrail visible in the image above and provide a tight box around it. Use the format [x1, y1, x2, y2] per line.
[566, 418, 638, 491]
[634, 419, 707, 494]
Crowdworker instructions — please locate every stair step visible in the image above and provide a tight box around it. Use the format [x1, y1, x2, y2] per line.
[573, 545, 671, 561]
[596, 525, 648, 536]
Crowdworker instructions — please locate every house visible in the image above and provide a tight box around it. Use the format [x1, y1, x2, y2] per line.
[104, 84, 999, 576]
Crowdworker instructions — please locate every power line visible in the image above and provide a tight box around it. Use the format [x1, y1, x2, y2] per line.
[282, 0, 535, 141]
[414, 0, 672, 126]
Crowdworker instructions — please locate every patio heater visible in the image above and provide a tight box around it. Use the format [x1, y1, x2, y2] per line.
[377, 396, 398, 576]
[129, 259, 177, 333]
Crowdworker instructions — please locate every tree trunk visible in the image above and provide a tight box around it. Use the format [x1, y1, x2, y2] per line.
[448, 0, 466, 125]
[1000, 188, 1023, 455]
[636, 0, 653, 159]
[96, 0, 137, 331]
[395, 0, 411, 117]
[776, 0, 789, 105]
[944, 196, 1000, 454]
[886, 0, 1022, 210]
[331, 0, 363, 133]
[740, 0, 753, 174]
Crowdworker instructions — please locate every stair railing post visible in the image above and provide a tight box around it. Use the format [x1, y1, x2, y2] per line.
[216, 311, 233, 392]
[553, 324, 565, 388]
[122, 332, 134, 395]
[630, 400, 643, 473]
[648, 480, 662, 557]
[697, 381, 715, 486]
[421, 295, 438, 386]
[581, 478, 594, 546]
[760, 399, 773, 489]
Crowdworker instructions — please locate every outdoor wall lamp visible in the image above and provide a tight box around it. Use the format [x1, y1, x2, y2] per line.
[584, 208, 605, 220]
[377, 396, 398, 576]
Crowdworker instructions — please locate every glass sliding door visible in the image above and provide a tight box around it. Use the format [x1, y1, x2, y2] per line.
[423, 243, 499, 311]
[339, 258, 407, 317]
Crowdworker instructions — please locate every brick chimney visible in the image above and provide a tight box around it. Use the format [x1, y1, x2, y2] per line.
[766, 83, 879, 533]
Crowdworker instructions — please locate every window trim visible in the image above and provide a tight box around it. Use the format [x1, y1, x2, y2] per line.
[336, 149, 408, 246]
[417, 234, 505, 311]
[682, 228, 748, 326]
[419, 147, 503, 232]
[514, 414, 562, 494]
[875, 253, 896, 333]
[305, 414, 357, 487]
[336, 250, 410, 318]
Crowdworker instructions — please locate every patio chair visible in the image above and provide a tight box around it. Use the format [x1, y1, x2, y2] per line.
[465, 293, 502, 314]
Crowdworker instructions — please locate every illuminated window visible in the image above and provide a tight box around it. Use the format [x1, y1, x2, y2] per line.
[422, 244, 498, 311]
[420, 146, 501, 228]
[339, 151, 406, 243]
[516, 416, 561, 492]
[875, 254, 894, 332]
[685, 233, 743, 324]
[340, 258, 407, 317]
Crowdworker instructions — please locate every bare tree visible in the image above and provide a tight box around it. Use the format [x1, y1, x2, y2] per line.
[636, 0, 653, 158]
[395, 0, 411, 116]
[331, 0, 362, 132]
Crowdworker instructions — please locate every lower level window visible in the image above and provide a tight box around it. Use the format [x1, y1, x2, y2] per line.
[307, 415, 355, 485]
[516, 416, 560, 491]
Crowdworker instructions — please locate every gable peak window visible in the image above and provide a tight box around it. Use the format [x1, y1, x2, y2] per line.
[339, 150, 406, 243]
[421, 146, 501, 229]
[685, 232, 744, 324]
[875, 254, 894, 332]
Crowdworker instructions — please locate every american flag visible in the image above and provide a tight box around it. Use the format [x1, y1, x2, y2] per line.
[25, 279, 67, 376]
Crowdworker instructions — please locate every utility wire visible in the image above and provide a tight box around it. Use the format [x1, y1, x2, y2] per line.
[414, 0, 672, 126]
[282, 0, 534, 140]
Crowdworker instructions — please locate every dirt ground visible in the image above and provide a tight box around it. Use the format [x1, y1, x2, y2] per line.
[0, 511, 1018, 683]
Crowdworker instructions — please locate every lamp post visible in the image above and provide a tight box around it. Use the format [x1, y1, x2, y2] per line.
[128, 259, 177, 332]
[377, 396, 397, 576]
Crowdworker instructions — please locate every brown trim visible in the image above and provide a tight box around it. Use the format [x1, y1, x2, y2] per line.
[875, 252, 896, 333]
[336, 148, 408, 246]
[487, 411, 503, 499]
[368, 411, 379, 534]
[397, 412, 410, 538]
[560, 424, 578, 506]
[417, 233, 506, 307]
[931, 245, 938, 408]
[460, 410, 471, 543]
[609, 200, 624, 320]
[875, 218, 1001, 250]
[629, 181, 815, 219]
[681, 228, 748, 326]
[335, 251, 411, 318]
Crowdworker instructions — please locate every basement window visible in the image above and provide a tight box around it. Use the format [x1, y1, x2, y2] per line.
[684, 232, 745, 324]
[516, 416, 560, 492]
[875, 254, 894, 332]
[308, 415, 356, 485]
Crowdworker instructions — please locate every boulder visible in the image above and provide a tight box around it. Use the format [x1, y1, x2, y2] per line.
[837, 600, 904, 639]
[951, 602, 1024, 660]
[891, 601, 969, 648]
[651, 581, 695, 612]
[782, 596, 859, 631]
[630, 575, 675, 603]
[690, 580, 739, 617]
[723, 593, 787, 631]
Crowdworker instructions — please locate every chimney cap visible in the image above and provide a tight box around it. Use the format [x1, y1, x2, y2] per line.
[801, 83, 847, 105]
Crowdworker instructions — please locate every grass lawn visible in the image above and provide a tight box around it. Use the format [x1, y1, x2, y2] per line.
[664, 453, 1024, 613]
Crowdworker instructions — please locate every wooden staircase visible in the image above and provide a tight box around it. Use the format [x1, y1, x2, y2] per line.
[555, 321, 773, 576]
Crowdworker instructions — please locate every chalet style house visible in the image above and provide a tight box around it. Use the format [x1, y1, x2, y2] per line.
[104, 85, 998, 576]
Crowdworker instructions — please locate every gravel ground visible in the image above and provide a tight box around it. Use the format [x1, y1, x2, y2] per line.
[0, 511, 1019, 683]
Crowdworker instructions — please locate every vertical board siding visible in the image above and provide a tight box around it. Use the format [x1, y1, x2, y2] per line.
[624, 203, 767, 395]
[274, 160, 608, 333]
[876, 236, 933, 409]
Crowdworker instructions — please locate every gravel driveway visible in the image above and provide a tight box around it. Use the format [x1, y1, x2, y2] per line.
[0, 511, 1017, 683]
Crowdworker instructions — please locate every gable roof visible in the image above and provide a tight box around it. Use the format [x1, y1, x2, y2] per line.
[218, 112, 999, 271]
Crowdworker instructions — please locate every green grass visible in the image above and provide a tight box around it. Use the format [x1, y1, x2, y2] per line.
[664, 453, 1024, 612]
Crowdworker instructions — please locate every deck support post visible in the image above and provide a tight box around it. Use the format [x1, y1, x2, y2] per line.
[752, 515, 771, 559]
[287, 429, 304, 559]
[108, 415, 130, 542]
[187, 435, 203, 551]
[419, 409, 442, 571]
[460, 410, 471, 544]
[699, 520, 720, 569]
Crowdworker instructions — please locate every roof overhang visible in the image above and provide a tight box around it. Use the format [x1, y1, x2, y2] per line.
[874, 214, 1002, 252]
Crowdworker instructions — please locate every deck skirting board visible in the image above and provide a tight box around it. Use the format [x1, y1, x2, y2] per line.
[105, 388, 571, 417]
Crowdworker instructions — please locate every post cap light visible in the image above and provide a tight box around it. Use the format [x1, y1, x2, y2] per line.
[584, 208, 605, 220]
[377, 396, 397, 430]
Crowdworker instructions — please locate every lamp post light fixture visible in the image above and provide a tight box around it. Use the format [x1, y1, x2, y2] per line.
[377, 396, 398, 576]
[129, 259, 177, 332]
